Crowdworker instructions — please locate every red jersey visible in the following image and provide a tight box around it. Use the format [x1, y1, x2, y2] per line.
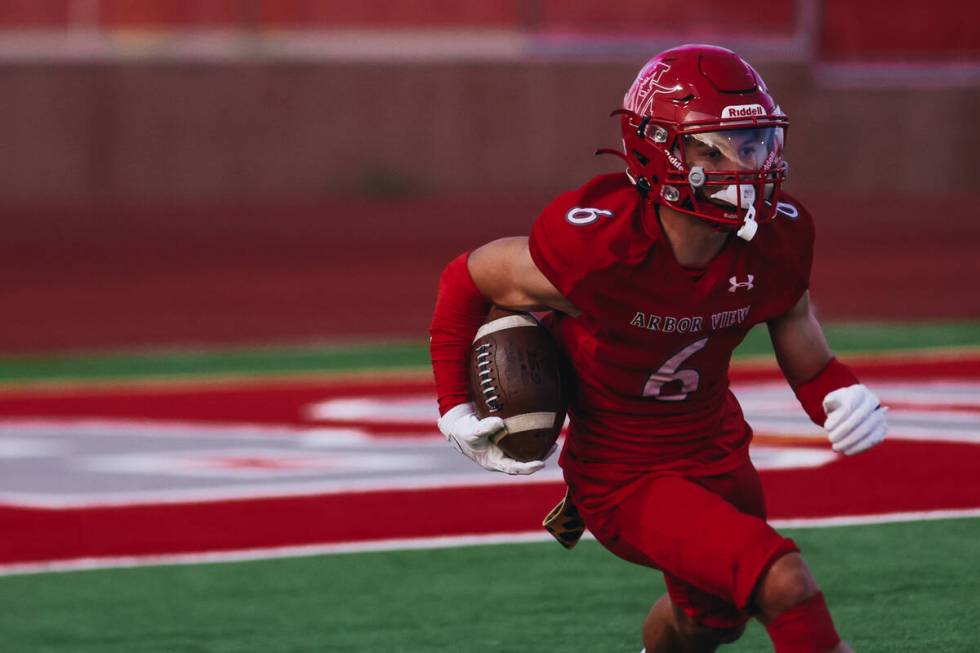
[529, 173, 813, 480]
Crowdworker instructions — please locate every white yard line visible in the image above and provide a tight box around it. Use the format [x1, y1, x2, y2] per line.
[0, 508, 977, 578]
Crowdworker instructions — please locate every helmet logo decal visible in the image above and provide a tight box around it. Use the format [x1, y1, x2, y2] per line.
[721, 104, 766, 119]
[566, 207, 615, 226]
[625, 62, 678, 116]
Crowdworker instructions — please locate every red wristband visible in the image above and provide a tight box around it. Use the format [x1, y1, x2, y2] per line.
[793, 358, 860, 426]
[429, 252, 491, 415]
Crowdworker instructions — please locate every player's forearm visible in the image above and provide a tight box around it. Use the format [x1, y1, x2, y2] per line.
[430, 240, 561, 417]
[429, 252, 491, 415]
[767, 295, 833, 388]
[769, 295, 876, 432]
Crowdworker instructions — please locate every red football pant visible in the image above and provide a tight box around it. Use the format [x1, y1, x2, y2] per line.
[568, 458, 797, 629]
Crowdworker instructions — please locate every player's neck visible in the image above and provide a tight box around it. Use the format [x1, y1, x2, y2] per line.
[656, 204, 731, 269]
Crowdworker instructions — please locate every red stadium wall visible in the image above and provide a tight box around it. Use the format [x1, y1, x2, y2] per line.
[820, 1, 980, 60]
[0, 60, 977, 203]
[0, 1, 69, 28]
[6, 0, 979, 60]
[256, 1, 525, 29]
[2, 190, 978, 352]
[5, 0, 979, 60]
[0, 0, 793, 32]
[534, 0, 794, 35]
[0, 3, 977, 350]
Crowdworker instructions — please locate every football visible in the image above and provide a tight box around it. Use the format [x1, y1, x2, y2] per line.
[468, 307, 566, 462]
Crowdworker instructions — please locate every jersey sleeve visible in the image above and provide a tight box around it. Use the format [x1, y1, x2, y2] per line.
[528, 198, 588, 298]
[528, 174, 637, 302]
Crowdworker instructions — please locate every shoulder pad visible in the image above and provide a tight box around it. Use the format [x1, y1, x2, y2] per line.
[529, 174, 643, 297]
[759, 193, 815, 245]
[757, 191, 816, 288]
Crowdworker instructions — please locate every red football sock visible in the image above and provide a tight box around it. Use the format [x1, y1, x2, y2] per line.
[765, 592, 841, 653]
[429, 252, 491, 415]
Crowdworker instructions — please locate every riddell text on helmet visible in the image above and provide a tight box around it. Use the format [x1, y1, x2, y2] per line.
[721, 104, 766, 119]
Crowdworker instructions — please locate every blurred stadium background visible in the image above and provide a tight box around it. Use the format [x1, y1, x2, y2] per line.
[1, 0, 979, 350]
[0, 2, 978, 652]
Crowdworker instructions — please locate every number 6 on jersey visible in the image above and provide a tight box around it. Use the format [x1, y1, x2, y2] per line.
[643, 337, 709, 401]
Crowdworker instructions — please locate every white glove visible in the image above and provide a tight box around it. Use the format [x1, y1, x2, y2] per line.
[438, 403, 547, 475]
[822, 384, 888, 455]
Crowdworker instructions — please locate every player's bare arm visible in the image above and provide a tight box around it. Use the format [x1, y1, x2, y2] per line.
[770, 292, 888, 456]
[767, 291, 833, 387]
[468, 237, 580, 316]
[429, 238, 567, 476]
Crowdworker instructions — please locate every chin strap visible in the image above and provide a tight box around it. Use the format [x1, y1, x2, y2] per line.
[710, 184, 759, 241]
[736, 202, 758, 241]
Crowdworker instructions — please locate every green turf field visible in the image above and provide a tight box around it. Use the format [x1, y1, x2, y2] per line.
[0, 518, 977, 652]
[1, 322, 978, 384]
[1, 322, 978, 652]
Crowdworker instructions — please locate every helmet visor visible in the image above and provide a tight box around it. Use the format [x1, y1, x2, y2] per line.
[681, 127, 784, 174]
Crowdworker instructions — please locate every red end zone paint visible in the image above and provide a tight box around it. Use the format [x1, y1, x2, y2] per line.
[0, 440, 977, 565]
[0, 354, 978, 566]
[0, 483, 563, 564]
[4, 195, 979, 352]
[0, 379, 436, 435]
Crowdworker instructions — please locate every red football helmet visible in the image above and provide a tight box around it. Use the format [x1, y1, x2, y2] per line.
[601, 44, 789, 241]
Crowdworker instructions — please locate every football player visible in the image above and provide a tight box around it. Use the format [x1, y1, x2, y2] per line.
[429, 44, 887, 653]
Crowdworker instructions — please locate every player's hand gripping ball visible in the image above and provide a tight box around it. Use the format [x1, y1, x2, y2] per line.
[437, 403, 545, 475]
[467, 307, 567, 462]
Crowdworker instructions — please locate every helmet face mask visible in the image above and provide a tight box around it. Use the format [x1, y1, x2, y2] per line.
[611, 44, 790, 239]
[681, 128, 783, 177]
[680, 127, 784, 216]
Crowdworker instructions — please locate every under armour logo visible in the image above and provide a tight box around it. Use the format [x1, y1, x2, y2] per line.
[729, 275, 754, 292]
